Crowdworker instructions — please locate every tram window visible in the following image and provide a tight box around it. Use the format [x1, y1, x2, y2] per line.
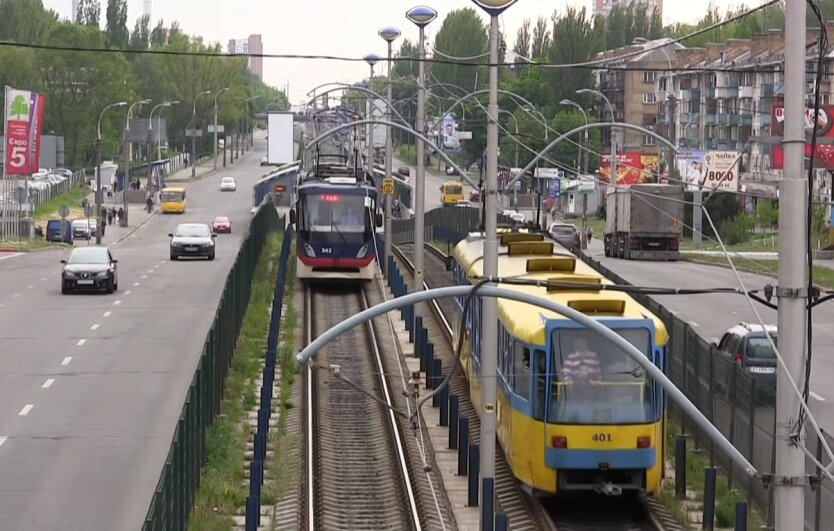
[532, 349, 547, 420]
[512, 345, 530, 397]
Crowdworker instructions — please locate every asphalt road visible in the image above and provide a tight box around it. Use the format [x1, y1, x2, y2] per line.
[0, 139, 268, 530]
[392, 156, 476, 210]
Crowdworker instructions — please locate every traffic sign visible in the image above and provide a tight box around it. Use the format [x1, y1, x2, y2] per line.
[58, 205, 70, 218]
[382, 178, 395, 195]
[274, 184, 286, 193]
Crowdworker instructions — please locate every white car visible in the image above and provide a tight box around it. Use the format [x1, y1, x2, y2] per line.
[220, 177, 236, 191]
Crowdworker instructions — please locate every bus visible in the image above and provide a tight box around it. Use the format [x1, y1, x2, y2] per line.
[440, 181, 464, 206]
[160, 187, 187, 214]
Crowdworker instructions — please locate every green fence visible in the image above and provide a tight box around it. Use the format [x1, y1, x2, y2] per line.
[142, 205, 284, 531]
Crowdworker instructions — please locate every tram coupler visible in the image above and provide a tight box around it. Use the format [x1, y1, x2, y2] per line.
[595, 482, 623, 496]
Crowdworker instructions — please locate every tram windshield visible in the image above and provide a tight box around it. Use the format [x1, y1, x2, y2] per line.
[300, 192, 371, 244]
[547, 328, 655, 425]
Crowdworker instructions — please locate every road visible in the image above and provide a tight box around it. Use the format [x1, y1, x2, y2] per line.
[0, 139, 266, 530]
[393, 155, 476, 210]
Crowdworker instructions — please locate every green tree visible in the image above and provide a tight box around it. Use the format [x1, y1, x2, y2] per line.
[514, 19, 531, 60]
[76, 0, 100, 28]
[129, 13, 151, 51]
[530, 16, 550, 58]
[755, 199, 778, 232]
[104, 0, 128, 49]
[150, 19, 168, 46]
[430, 8, 488, 92]
[543, 7, 597, 111]
[0, 0, 56, 44]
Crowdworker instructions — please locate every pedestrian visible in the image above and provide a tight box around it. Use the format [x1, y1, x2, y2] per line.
[107, 209, 113, 226]
[117, 207, 124, 224]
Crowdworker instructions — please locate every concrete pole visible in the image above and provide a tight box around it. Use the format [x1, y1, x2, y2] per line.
[367, 64, 375, 178]
[191, 102, 197, 178]
[383, 37, 397, 275]
[693, 190, 703, 246]
[95, 137, 102, 245]
[480, 14, 500, 531]
[123, 119, 130, 227]
[775, 0, 808, 527]
[213, 99, 218, 170]
[413, 24, 427, 316]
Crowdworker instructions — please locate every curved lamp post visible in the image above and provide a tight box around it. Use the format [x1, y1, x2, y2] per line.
[191, 90, 212, 176]
[363, 53, 381, 176]
[95, 101, 127, 244]
[213, 87, 229, 170]
[379, 26, 401, 275]
[471, 1, 517, 529]
[121, 98, 151, 226]
[405, 4, 437, 341]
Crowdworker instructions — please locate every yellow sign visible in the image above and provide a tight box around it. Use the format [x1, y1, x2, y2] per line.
[382, 178, 395, 195]
[484, 403, 495, 413]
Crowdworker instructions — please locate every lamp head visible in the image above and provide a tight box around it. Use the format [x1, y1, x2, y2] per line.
[378, 26, 401, 43]
[364, 53, 381, 67]
[471, 0, 517, 16]
[406, 6, 437, 27]
[115, 102, 127, 107]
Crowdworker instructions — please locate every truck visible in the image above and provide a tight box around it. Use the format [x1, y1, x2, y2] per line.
[603, 183, 684, 260]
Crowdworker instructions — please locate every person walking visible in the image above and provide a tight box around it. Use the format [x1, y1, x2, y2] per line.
[117, 207, 124, 225]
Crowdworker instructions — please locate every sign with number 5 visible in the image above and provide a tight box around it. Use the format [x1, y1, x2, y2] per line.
[4, 88, 45, 175]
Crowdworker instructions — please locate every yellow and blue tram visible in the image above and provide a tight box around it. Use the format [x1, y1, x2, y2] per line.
[449, 231, 668, 495]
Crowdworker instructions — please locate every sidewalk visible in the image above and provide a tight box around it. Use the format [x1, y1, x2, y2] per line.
[165, 155, 223, 183]
[83, 191, 156, 245]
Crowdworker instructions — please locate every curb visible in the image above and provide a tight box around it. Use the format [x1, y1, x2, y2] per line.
[0, 244, 70, 253]
[112, 208, 159, 245]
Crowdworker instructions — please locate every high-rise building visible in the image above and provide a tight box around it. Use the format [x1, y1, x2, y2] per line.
[71, 0, 81, 21]
[228, 35, 263, 80]
[594, 0, 662, 19]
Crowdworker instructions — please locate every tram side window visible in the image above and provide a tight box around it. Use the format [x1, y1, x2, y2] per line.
[532, 349, 546, 420]
[513, 345, 530, 398]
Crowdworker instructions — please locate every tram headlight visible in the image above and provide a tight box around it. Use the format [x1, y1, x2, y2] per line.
[356, 244, 368, 259]
[304, 243, 316, 257]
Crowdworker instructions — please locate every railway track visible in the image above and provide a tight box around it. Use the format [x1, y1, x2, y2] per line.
[392, 242, 683, 531]
[299, 285, 421, 531]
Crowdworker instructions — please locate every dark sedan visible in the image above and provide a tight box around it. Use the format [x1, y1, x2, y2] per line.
[548, 222, 582, 253]
[169, 223, 216, 260]
[61, 246, 118, 294]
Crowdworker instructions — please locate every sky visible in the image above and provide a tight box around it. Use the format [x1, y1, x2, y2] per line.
[43, 0, 749, 104]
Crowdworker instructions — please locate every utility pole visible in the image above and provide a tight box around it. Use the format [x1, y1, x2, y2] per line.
[380, 27, 401, 276]
[363, 55, 379, 178]
[775, 0, 808, 528]
[192, 90, 211, 178]
[213, 88, 229, 170]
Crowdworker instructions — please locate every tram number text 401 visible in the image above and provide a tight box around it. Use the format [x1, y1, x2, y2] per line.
[592, 433, 612, 443]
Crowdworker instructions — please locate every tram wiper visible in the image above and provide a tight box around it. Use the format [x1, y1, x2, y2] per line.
[606, 367, 644, 378]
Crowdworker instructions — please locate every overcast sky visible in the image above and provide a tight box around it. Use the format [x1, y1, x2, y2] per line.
[43, 0, 749, 103]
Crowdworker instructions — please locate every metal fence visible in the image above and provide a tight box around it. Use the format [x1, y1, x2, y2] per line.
[142, 205, 284, 531]
[580, 254, 834, 531]
[29, 169, 87, 210]
[390, 206, 512, 248]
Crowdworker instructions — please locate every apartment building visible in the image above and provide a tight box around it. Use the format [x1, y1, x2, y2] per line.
[654, 26, 834, 183]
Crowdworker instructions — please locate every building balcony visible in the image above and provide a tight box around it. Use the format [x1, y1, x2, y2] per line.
[679, 113, 700, 125]
[707, 87, 739, 99]
[678, 137, 700, 149]
[705, 114, 719, 125]
[762, 82, 784, 97]
[656, 114, 669, 125]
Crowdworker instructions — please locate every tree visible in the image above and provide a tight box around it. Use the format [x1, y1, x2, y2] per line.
[0, 0, 56, 44]
[755, 199, 778, 233]
[150, 19, 167, 46]
[129, 14, 151, 51]
[104, 0, 128, 49]
[543, 7, 596, 110]
[531, 16, 550, 58]
[430, 8, 488, 92]
[76, 0, 100, 29]
[514, 19, 531, 60]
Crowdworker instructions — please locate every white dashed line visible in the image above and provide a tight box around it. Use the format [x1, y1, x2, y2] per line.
[141, 275, 147, 279]
[147, 269, 154, 274]
[133, 282, 140, 287]
[42, 379, 55, 389]
[61, 356, 72, 366]
[0, 436, 6, 448]
[113, 300, 121, 306]
[18, 404, 33, 416]
[12, 293, 19, 298]
[125, 290, 132, 295]
[26, 285, 33, 289]
[90, 324, 100, 331]
[40, 277, 47, 281]
[810, 391, 827, 402]
[103, 311, 112, 317]
[76, 339, 87, 346]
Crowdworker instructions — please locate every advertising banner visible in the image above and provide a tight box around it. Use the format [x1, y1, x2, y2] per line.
[640, 154, 659, 182]
[675, 150, 739, 191]
[4, 88, 45, 175]
[770, 104, 834, 169]
[599, 152, 642, 185]
[441, 114, 461, 153]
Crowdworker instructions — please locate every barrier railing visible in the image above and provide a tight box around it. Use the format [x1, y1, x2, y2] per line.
[142, 205, 283, 531]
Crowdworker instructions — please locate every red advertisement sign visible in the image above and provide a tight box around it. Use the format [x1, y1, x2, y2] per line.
[4, 89, 45, 175]
[599, 152, 645, 185]
[770, 104, 834, 169]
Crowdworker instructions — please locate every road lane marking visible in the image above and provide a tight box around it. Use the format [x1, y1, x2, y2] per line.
[103, 311, 111, 317]
[125, 290, 132, 295]
[113, 300, 121, 306]
[61, 357, 72, 366]
[810, 392, 826, 402]
[76, 339, 87, 346]
[42, 379, 55, 389]
[18, 404, 33, 416]
[90, 324, 100, 330]
[141, 275, 148, 279]
[0, 436, 6, 448]
[148, 269, 154, 273]
[40, 277, 46, 281]
[133, 282, 140, 287]
[27, 285, 33, 289]
[12, 293, 19, 298]
[0, 253, 22, 261]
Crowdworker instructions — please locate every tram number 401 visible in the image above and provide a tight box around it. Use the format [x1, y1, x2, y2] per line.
[592, 433, 613, 443]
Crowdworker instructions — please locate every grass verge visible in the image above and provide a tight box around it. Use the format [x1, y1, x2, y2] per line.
[187, 232, 283, 531]
[0, 238, 68, 250]
[33, 186, 89, 222]
[680, 255, 834, 289]
[661, 423, 765, 529]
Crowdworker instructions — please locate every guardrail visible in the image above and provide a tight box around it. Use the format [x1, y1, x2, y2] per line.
[142, 205, 284, 531]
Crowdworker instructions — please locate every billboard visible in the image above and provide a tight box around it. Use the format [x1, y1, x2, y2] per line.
[640, 154, 659, 182]
[675, 150, 739, 191]
[599, 152, 643, 185]
[267, 112, 295, 165]
[4, 88, 45, 175]
[770, 104, 834, 169]
[441, 114, 461, 152]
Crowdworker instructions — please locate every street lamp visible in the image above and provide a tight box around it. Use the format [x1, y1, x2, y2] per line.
[560, 98, 591, 247]
[191, 90, 212, 177]
[213, 87, 229, 170]
[95, 100, 127, 244]
[363, 53, 381, 178]
[148, 100, 179, 190]
[405, 4, 437, 334]
[577, 88, 616, 235]
[121, 98, 151, 227]
[379, 26, 401, 276]
[470, 1, 516, 530]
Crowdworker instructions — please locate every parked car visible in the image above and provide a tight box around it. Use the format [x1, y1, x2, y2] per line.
[60, 246, 118, 294]
[220, 176, 236, 191]
[46, 219, 72, 244]
[397, 167, 410, 177]
[72, 219, 92, 240]
[169, 223, 216, 261]
[712, 323, 777, 404]
[548, 222, 582, 253]
[212, 216, 231, 234]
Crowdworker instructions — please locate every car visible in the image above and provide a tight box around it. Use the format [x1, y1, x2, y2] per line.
[212, 216, 231, 234]
[169, 223, 216, 261]
[469, 190, 480, 202]
[711, 322, 777, 402]
[60, 246, 118, 294]
[455, 199, 475, 208]
[71, 219, 93, 240]
[397, 167, 410, 177]
[260, 156, 269, 166]
[502, 210, 526, 224]
[446, 165, 460, 176]
[220, 176, 236, 191]
[549, 222, 582, 253]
